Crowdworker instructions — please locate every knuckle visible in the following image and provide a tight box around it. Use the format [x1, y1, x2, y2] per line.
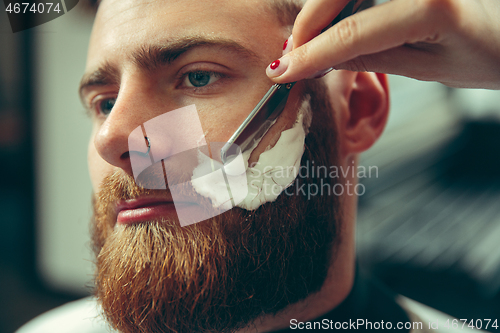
[417, 0, 459, 26]
[342, 57, 369, 73]
[331, 17, 359, 50]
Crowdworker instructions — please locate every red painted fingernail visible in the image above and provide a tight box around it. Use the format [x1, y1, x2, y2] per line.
[270, 60, 280, 70]
[282, 35, 293, 56]
[267, 57, 289, 78]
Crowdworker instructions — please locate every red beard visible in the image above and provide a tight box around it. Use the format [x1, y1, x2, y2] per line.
[92, 80, 342, 333]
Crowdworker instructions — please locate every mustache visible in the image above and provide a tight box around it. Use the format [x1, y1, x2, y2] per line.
[97, 158, 202, 202]
[91, 163, 216, 253]
[94, 158, 221, 233]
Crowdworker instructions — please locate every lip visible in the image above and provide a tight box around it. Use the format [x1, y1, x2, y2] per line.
[115, 196, 194, 225]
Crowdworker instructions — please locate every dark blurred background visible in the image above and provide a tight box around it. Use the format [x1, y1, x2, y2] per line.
[1, 3, 94, 333]
[1, 1, 499, 333]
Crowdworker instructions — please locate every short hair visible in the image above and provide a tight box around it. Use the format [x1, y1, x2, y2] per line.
[267, 0, 305, 27]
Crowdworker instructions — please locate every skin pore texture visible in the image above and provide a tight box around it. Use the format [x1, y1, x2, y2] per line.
[82, 0, 389, 331]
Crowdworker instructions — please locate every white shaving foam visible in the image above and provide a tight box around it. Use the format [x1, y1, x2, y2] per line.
[191, 96, 312, 211]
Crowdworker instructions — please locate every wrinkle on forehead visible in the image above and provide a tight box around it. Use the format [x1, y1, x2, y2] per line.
[93, 0, 151, 34]
[88, 0, 287, 71]
[95, 0, 278, 33]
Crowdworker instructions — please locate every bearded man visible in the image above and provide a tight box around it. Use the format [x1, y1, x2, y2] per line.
[17, 0, 478, 332]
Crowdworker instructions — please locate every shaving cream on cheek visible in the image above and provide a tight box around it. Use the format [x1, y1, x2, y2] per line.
[191, 96, 312, 211]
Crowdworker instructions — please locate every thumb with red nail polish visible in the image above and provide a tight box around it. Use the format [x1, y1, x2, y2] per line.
[266, 57, 290, 79]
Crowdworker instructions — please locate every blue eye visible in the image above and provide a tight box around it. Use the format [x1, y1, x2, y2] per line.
[98, 98, 116, 115]
[189, 72, 210, 87]
[184, 71, 221, 88]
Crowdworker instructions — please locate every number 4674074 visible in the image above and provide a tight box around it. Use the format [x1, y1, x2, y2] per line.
[5, 2, 61, 14]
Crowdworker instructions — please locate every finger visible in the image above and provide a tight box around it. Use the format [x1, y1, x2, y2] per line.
[292, 0, 351, 49]
[336, 44, 449, 81]
[269, 0, 450, 83]
[337, 44, 498, 89]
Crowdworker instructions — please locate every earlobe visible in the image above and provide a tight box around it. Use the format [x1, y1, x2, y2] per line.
[341, 72, 389, 157]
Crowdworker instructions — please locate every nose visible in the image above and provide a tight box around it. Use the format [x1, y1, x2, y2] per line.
[93, 79, 175, 176]
[94, 79, 208, 178]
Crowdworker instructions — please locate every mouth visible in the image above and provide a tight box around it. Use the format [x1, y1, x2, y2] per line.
[115, 196, 195, 225]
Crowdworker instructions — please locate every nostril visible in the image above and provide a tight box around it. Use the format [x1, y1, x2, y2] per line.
[121, 151, 130, 160]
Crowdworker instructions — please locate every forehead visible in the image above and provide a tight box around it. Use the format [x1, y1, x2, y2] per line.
[88, 0, 285, 67]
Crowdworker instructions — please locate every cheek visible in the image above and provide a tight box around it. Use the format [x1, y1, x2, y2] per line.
[195, 78, 273, 146]
[195, 84, 304, 165]
[247, 83, 305, 164]
[88, 136, 113, 193]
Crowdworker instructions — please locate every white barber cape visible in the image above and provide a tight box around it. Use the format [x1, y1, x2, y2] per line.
[16, 296, 484, 333]
[16, 298, 115, 333]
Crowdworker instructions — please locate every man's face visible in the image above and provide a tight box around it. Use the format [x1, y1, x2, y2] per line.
[83, 0, 341, 332]
[84, 0, 301, 191]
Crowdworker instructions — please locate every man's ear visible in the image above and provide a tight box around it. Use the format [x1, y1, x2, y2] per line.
[332, 72, 389, 158]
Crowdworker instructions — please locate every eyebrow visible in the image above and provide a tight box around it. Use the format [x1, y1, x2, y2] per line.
[79, 62, 120, 103]
[79, 36, 260, 102]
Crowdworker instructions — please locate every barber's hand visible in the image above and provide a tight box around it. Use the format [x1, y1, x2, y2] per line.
[267, 0, 500, 89]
